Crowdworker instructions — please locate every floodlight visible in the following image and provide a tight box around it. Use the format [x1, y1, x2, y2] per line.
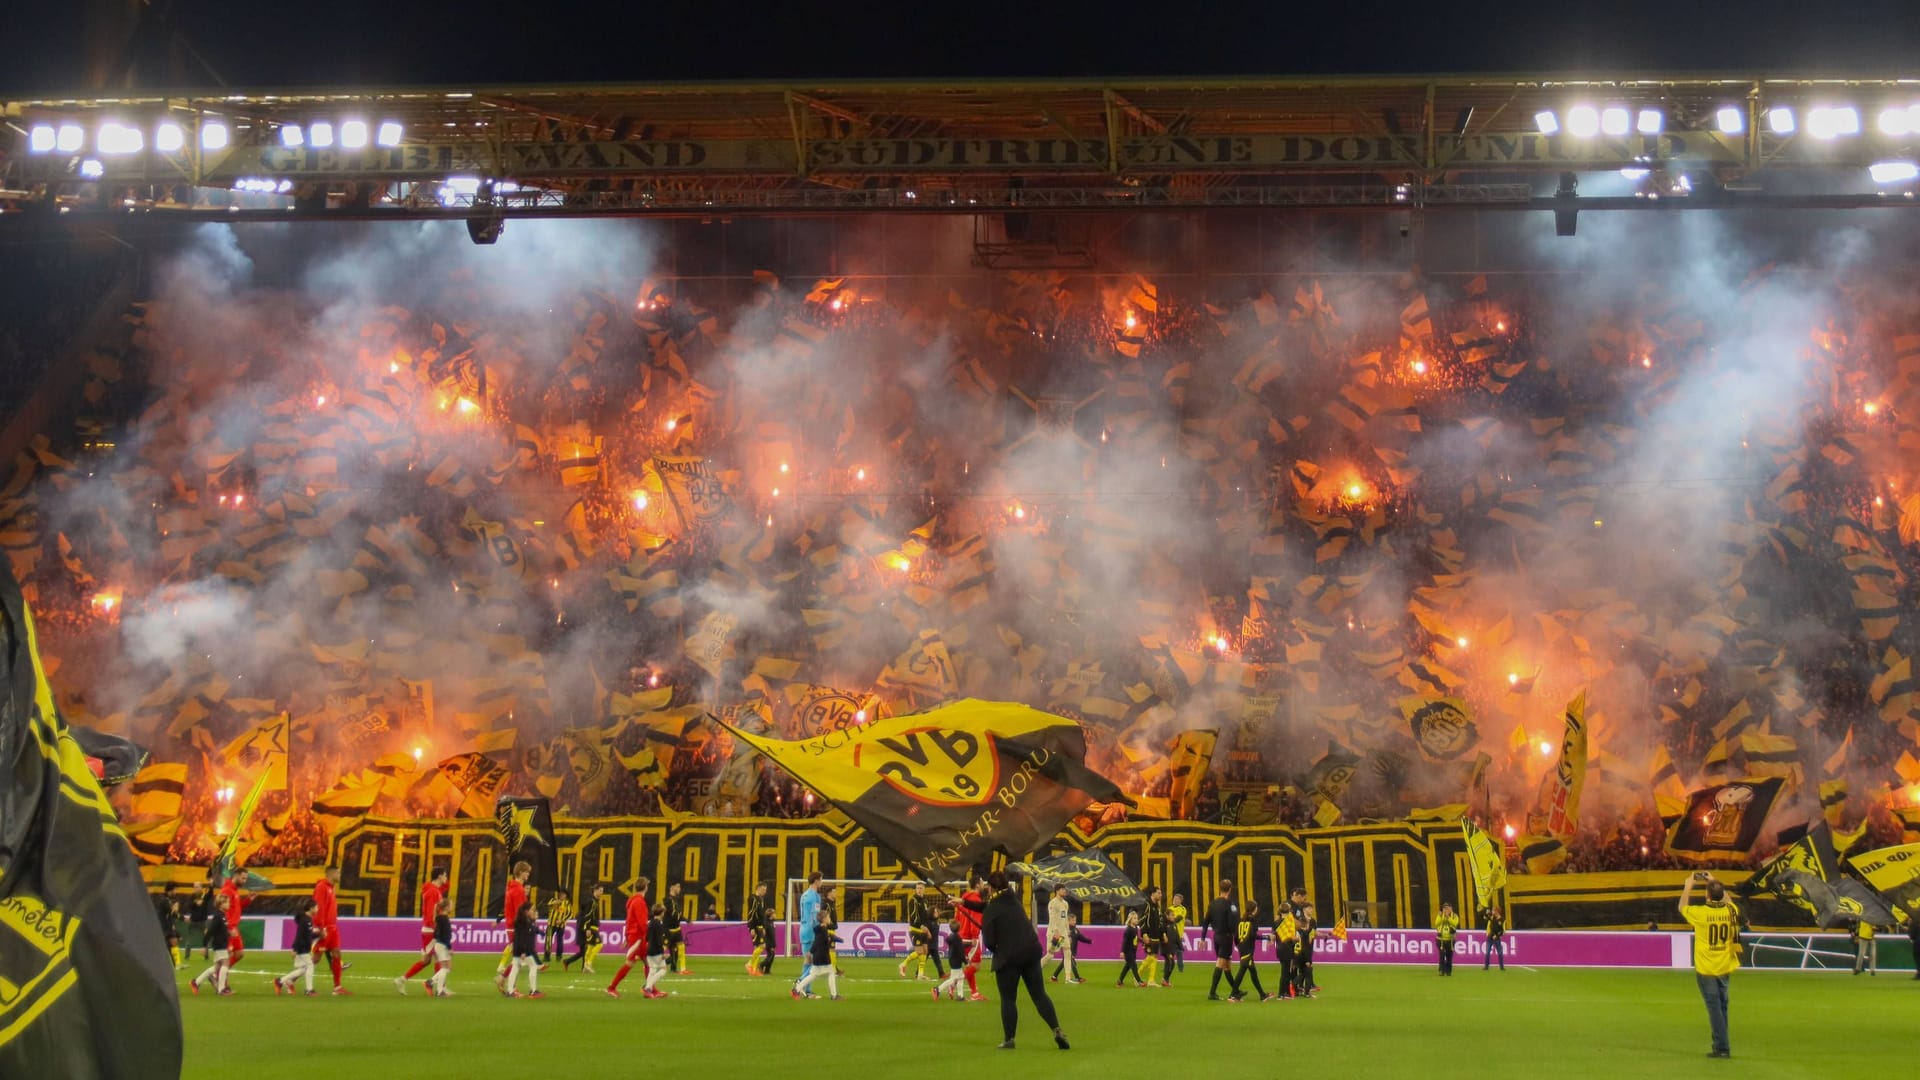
[28, 125, 55, 153]
[57, 124, 84, 152]
[155, 122, 185, 152]
[1767, 107, 1795, 134]
[377, 121, 403, 147]
[1870, 160, 1920, 184]
[1600, 107, 1630, 136]
[1566, 106, 1600, 137]
[201, 121, 230, 150]
[1715, 106, 1744, 134]
[1637, 109, 1664, 134]
[1880, 107, 1915, 136]
[310, 122, 334, 148]
[96, 122, 143, 154]
[281, 125, 304, 147]
[79, 158, 104, 179]
[1534, 110, 1560, 134]
[340, 120, 368, 148]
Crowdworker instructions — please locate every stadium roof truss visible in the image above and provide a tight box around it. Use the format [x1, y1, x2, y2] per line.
[5, 76, 1920, 218]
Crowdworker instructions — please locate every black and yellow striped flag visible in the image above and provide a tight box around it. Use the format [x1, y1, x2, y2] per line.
[0, 569, 182, 1076]
[713, 699, 1123, 880]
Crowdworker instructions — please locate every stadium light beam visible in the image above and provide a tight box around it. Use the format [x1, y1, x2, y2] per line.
[1600, 106, 1630, 136]
[1566, 105, 1600, 137]
[28, 125, 55, 153]
[280, 124, 304, 147]
[1637, 108, 1664, 134]
[201, 121, 230, 150]
[309, 122, 334, 148]
[340, 120, 368, 149]
[1534, 110, 1560, 135]
[1715, 106, 1744, 134]
[1767, 107, 1796, 134]
[155, 122, 185, 153]
[377, 120, 403, 147]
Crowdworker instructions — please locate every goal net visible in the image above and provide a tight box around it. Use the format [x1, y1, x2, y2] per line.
[783, 878, 969, 957]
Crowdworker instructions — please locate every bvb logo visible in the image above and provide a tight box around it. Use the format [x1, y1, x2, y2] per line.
[1408, 700, 1478, 760]
[857, 727, 999, 807]
[567, 733, 607, 788]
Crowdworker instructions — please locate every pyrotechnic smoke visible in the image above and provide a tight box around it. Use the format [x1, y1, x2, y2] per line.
[23, 208, 1920, 856]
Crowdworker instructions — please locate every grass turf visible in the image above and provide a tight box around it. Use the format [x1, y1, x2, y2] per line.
[178, 953, 1915, 1079]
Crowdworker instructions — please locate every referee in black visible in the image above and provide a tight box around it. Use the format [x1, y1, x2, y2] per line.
[1203, 879, 1243, 1001]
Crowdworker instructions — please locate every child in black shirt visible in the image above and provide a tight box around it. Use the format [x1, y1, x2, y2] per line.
[503, 900, 543, 998]
[936, 922, 969, 1000]
[274, 899, 317, 995]
[1050, 915, 1090, 984]
[791, 910, 842, 1000]
[1117, 910, 1146, 987]
[190, 894, 232, 995]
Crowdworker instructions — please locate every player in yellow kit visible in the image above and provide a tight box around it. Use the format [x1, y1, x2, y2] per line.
[1679, 872, 1740, 1059]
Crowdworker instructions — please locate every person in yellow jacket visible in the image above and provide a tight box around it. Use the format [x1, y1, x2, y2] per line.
[1434, 902, 1459, 976]
[1679, 872, 1740, 1059]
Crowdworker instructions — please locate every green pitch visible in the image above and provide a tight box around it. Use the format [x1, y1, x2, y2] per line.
[180, 954, 1914, 1079]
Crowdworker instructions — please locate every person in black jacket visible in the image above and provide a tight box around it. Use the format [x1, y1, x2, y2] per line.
[1116, 910, 1146, 987]
[1202, 880, 1243, 1001]
[978, 871, 1069, 1051]
[188, 879, 216, 960]
[1050, 914, 1090, 984]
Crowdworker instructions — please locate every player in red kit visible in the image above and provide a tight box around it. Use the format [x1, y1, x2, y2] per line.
[313, 866, 351, 995]
[954, 871, 988, 1002]
[395, 867, 449, 994]
[220, 875, 248, 967]
[604, 876, 651, 998]
[494, 861, 533, 993]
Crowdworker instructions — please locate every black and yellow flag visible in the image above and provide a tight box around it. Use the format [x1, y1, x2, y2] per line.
[1666, 776, 1787, 857]
[1461, 818, 1508, 909]
[1, 569, 182, 1077]
[1847, 843, 1920, 915]
[1401, 696, 1479, 761]
[1009, 848, 1146, 907]
[1741, 821, 1840, 914]
[712, 699, 1123, 880]
[436, 752, 510, 818]
[495, 796, 561, 892]
[1519, 691, 1588, 874]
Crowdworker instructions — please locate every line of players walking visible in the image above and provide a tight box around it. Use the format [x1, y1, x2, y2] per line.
[156, 865, 1507, 1003]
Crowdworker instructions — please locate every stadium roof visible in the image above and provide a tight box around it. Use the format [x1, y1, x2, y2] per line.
[7, 75, 1920, 218]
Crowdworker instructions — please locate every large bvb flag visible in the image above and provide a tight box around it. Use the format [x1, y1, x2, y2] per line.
[494, 796, 561, 893]
[714, 699, 1124, 880]
[0, 572, 182, 1078]
[1009, 849, 1147, 907]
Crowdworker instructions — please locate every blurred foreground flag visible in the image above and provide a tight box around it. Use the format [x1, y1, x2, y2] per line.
[713, 699, 1124, 880]
[0, 570, 181, 1077]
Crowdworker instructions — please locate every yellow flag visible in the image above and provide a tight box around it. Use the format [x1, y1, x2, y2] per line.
[711, 699, 1122, 880]
[219, 711, 289, 790]
[1519, 691, 1587, 873]
[1168, 729, 1217, 820]
[127, 762, 188, 820]
[640, 454, 734, 528]
[684, 611, 738, 679]
[1462, 819, 1509, 907]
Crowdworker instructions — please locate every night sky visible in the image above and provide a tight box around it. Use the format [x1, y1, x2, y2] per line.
[9, 0, 1920, 96]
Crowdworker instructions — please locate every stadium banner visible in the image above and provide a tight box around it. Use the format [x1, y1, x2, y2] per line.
[144, 816, 1839, 930]
[144, 131, 1747, 184]
[251, 916, 1719, 967]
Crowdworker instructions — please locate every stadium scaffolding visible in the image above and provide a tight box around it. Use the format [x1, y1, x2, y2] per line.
[8, 75, 1920, 219]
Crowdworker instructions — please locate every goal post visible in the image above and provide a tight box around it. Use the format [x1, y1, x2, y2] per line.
[783, 878, 970, 957]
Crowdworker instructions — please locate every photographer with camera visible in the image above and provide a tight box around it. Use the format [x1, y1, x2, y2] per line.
[1679, 871, 1740, 1059]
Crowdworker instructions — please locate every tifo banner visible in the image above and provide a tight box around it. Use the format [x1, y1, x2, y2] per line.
[146, 816, 1825, 931]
